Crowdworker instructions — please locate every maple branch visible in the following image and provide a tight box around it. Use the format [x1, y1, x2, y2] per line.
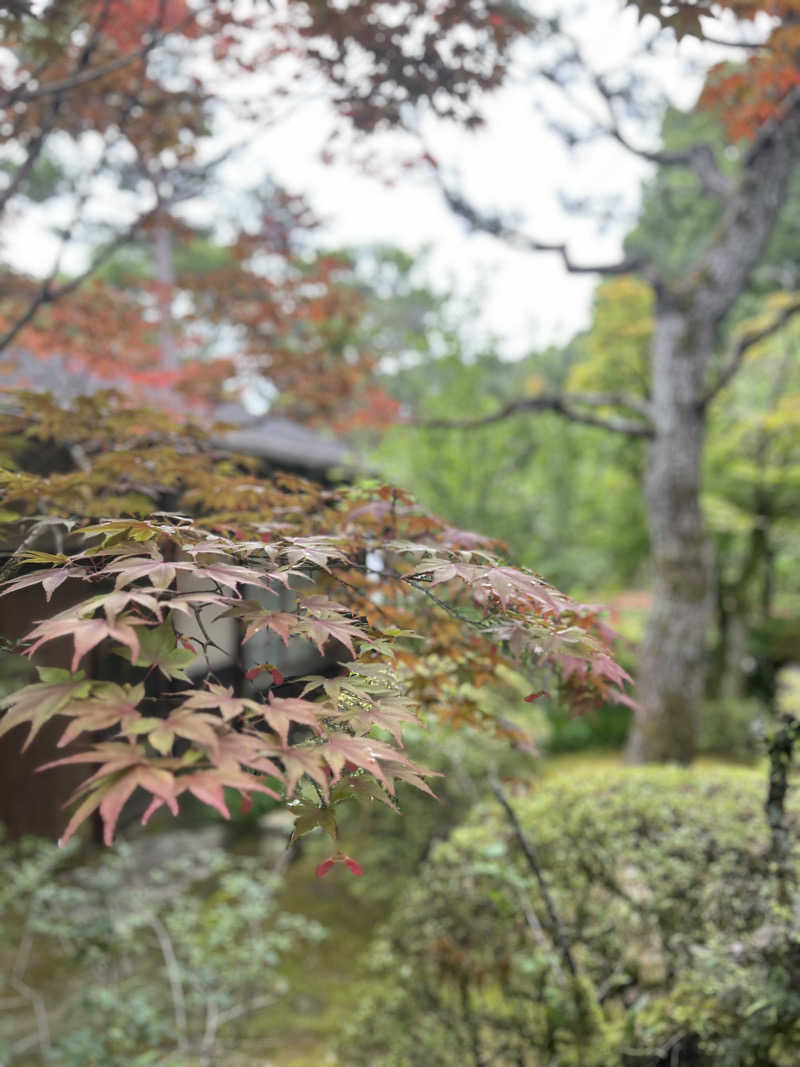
[0, 6, 199, 108]
[420, 392, 654, 438]
[0, 204, 160, 351]
[442, 186, 648, 278]
[702, 297, 800, 405]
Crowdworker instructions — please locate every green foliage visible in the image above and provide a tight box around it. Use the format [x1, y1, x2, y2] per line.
[341, 765, 800, 1066]
[544, 700, 634, 754]
[377, 343, 649, 593]
[698, 697, 768, 762]
[0, 833, 326, 1066]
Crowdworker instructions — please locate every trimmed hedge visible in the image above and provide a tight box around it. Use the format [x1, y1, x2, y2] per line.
[341, 766, 800, 1066]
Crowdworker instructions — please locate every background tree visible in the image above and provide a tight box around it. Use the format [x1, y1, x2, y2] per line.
[413, 3, 800, 761]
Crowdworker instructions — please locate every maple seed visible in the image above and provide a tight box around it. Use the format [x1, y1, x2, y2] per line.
[315, 853, 364, 878]
[524, 691, 548, 703]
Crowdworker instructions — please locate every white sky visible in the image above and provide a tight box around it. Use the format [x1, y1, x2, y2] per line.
[3, 0, 757, 358]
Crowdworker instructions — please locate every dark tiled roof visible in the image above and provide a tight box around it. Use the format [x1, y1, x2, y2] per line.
[212, 407, 357, 473]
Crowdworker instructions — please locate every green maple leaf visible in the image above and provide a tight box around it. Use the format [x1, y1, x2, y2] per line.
[116, 623, 195, 680]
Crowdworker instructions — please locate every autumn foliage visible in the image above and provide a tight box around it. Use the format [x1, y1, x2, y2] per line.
[0, 391, 632, 848]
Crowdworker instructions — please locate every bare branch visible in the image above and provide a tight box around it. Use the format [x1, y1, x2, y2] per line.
[539, 32, 734, 199]
[0, 203, 160, 351]
[586, 69, 735, 198]
[0, 2, 112, 216]
[491, 776, 577, 979]
[702, 297, 800, 405]
[610, 130, 734, 199]
[149, 915, 189, 1051]
[421, 391, 654, 439]
[442, 186, 648, 278]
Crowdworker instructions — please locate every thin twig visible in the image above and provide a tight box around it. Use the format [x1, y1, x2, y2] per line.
[491, 776, 577, 979]
[702, 298, 800, 404]
[149, 914, 189, 1051]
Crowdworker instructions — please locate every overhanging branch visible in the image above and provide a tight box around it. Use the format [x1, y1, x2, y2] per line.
[420, 391, 654, 438]
[441, 187, 649, 278]
[702, 297, 800, 405]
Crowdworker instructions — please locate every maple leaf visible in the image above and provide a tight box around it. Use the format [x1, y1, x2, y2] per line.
[0, 565, 87, 602]
[344, 697, 420, 744]
[129, 706, 223, 757]
[281, 536, 348, 570]
[261, 693, 327, 747]
[115, 622, 195, 680]
[177, 683, 262, 721]
[40, 742, 180, 846]
[330, 772, 400, 812]
[0, 669, 93, 750]
[322, 736, 428, 794]
[172, 766, 282, 820]
[213, 733, 285, 780]
[292, 602, 369, 656]
[237, 608, 298, 646]
[290, 797, 338, 841]
[281, 746, 332, 799]
[24, 614, 141, 673]
[56, 682, 147, 747]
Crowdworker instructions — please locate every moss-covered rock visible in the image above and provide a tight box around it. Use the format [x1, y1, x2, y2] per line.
[341, 765, 800, 1066]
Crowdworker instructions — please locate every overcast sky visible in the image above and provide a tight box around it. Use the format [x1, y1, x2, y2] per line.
[209, 1, 746, 357]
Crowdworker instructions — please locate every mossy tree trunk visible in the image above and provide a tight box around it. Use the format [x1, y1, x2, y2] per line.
[627, 301, 712, 763]
[627, 96, 800, 761]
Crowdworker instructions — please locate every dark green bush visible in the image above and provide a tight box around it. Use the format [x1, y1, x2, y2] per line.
[697, 697, 768, 762]
[340, 766, 800, 1066]
[544, 700, 633, 753]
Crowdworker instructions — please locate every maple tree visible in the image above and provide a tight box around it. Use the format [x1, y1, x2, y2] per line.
[0, 390, 631, 847]
[3, 0, 799, 807]
[0, 0, 531, 407]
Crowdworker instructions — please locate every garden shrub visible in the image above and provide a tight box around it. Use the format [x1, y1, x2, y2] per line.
[0, 834, 326, 1066]
[341, 765, 800, 1066]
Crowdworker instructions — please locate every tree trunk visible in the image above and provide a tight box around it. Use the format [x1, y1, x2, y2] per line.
[627, 93, 800, 762]
[153, 220, 179, 372]
[627, 298, 713, 763]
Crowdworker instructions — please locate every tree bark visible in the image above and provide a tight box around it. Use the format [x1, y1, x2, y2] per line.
[628, 91, 800, 762]
[627, 297, 713, 762]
